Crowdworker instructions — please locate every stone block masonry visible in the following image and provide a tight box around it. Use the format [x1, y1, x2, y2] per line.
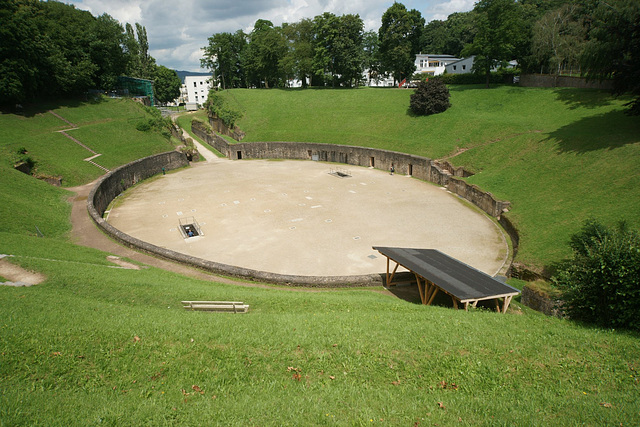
[191, 120, 511, 218]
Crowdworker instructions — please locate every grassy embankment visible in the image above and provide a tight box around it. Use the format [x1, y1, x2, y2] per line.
[221, 86, 640, 268]
[0, 94, 638, 425]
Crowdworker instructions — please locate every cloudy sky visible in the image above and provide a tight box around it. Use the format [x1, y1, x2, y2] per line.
[66, 0, 475, 72]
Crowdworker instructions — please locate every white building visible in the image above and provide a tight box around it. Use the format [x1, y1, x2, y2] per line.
[445, 56, 518, 74]
[445, 56, 475, 74]
[183, 75, 213, 105]
[414, 53, 460, 76]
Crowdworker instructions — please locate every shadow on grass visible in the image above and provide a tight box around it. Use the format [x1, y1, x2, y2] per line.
[547, 110, 640, 154]
[552, 88, 617, 110]
[6, 95, 108, 118]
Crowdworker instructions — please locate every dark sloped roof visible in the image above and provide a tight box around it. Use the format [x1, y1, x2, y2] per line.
[373, 247, 519, 302]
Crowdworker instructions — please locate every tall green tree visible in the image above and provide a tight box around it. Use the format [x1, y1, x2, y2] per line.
[378, 2, 424, 84]
[463, 0, 525, 87]
[0, 0, 130, 105]
[581, 0, 640, 115]
[532, 4, 586, 75]
[362, 31, 381, 85]
[201, 31, 248, 89]
[153, 65, 181, 104]
[288, 19, 315, 88]
[246, 20, 287, 88]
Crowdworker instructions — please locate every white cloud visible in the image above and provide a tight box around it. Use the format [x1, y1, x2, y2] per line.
[65, 0, 476, 72]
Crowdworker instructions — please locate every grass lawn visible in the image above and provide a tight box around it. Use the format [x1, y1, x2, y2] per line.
[0, 97, 174, 187]
[1, 233, 639, 426]
[1, 92, 639, 425]
[220, 86, 640, 267]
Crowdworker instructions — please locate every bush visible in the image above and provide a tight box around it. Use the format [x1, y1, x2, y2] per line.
[409, 79, 451, 116]
[552, 220, 640, 330]
[204, 90, 243, 129]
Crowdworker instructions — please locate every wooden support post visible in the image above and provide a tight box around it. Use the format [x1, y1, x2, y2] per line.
[502, 295, 513, 313]
[415, 274, 425, 304]
[385, 257, 390, 286]
[452, 297, 458, 310]
[426, 282, 439, 305]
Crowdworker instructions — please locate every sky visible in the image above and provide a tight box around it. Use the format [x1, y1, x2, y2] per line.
[65, 0, 476, 72]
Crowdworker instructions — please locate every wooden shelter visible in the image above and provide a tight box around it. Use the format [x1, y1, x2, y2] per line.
[373, 247, 519, 313]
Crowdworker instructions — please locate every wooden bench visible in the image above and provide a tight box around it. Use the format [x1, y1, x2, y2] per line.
[182, 301, 249, 313]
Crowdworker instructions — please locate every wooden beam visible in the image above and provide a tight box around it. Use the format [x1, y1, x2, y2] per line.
[415, 274, 426, 304]
[426, 281, 439, 305]
[502, 295, 513, 313]
[388, 261, 400, 286]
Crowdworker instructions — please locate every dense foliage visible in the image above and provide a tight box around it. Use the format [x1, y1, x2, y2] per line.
[0, 0, 179, 106]
[377, 2, 424, 84]
[581, 0, 640, 115]
[0, 0, 127, 105]
[204, 90, 243, 128]
[553, 220, 640, 330]
[409, 79, 451, 115]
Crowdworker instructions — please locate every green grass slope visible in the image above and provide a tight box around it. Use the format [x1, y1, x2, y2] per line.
[223, 86, 640, 267]
[1, 233, 639, 426]
[0, 93, 638, 425]
[0, 97, 175, 187]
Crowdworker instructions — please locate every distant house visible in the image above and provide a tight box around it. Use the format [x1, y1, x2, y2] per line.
[182, 75, 213, 106]
[445, 55, 518, 74]
[414, 54, 460, 76]
[445, 57, 475, 74]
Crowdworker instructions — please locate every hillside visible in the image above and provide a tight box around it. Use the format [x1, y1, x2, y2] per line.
[0, 94, 638, 425]
[221, 86, 640, 268]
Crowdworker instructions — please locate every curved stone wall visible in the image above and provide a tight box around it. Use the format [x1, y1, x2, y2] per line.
[191, 121, 511, 218]
[87, 150, 383, 287]
[88, 142, 517, 287]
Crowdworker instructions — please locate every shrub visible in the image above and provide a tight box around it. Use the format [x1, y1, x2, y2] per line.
[135, 120, 152, 132]
[409, 79, 451, 116]
[204, 90, 243, 129]
[552, 219, 640, 330]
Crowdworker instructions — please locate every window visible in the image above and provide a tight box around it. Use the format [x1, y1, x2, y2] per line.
[420, 59, 428, 68]
[195, 95, 198, 101]
[193, 82, 197, 87]
[453, 65, 457, 71]
[462, 65, 466, 70]
[200, 81, 203, 85]
[429, 61, 440, 67]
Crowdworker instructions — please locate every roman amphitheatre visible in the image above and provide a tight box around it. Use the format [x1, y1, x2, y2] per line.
[105, 145, 509, 282]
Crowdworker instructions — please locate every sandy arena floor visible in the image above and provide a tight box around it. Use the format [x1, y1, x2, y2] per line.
[107, 158, 508, 277]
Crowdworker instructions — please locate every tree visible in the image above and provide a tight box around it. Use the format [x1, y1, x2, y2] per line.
[409, 79, 451, 115]
[532, 4, 586, 75]
[201, 31, 248, 89]
[333, 14, 365, 87]
[153, 65, 181, 104]
[581, 0, 640, 115]
[553, 220, 640, 330]
[362, 31, 382, 85]
[463, 0, 525, 87]
[378, 2, 424, 84]
[246, 20, 287, 88]
[421, 12, 476, 58]
[280, 19, 315, 87]
[0, 0, 131, 105]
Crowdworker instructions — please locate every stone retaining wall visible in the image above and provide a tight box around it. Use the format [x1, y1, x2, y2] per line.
[520, 74, 613, 90]
[191, 121, 511, 218]
[521, 285, 565, 318]
[87, 150, 383, 287]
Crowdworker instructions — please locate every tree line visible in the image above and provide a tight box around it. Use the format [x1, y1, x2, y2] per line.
[0, 0, 181, 106]
[202, 0, 639, 113]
